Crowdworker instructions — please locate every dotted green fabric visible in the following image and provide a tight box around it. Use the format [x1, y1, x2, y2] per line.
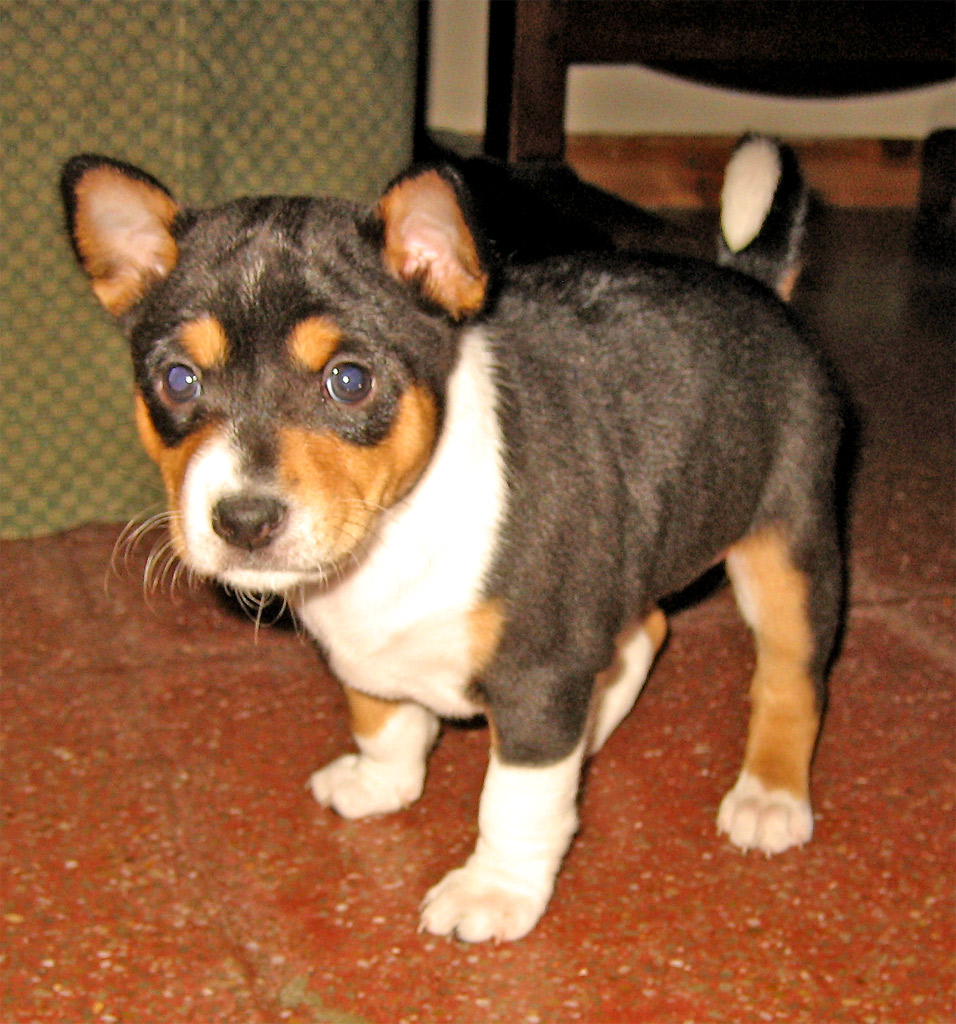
[1, 0, 417, 538]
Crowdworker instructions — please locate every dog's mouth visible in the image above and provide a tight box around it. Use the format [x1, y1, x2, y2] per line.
[213, 560, 332, 597]
[186, 537, 355, 596]
[171, 487, 380, 596]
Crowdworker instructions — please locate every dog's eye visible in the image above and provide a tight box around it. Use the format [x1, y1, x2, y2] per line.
[324, 359, 373, 404]
[161, 363, 202, 405]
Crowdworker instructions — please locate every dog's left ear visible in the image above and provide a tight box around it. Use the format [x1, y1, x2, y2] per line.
[61, 155, 180, 317]
[377, 168, 488, 320]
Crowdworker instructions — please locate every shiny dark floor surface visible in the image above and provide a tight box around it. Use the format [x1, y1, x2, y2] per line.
[3, 210, 953, 1023]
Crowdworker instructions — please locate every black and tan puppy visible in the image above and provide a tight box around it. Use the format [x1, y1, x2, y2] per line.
[62, 137, 842, 942]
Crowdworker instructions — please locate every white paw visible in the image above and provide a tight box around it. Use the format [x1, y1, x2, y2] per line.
[309, 753, 425, 819]
[717, 771, 813, 855]
[420, 862, 548, 943]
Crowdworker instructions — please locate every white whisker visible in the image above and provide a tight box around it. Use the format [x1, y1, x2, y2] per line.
[109, 509, 197, 602]
[221, 584, 296, 640]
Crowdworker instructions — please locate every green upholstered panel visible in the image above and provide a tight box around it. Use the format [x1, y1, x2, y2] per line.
[1, 0, 417, 538]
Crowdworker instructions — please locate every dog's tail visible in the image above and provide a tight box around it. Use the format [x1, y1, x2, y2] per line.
[717, 135, 809, 301]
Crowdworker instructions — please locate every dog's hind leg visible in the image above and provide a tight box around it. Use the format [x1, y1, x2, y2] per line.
[588, 607, 667, 755]
[719, 525, 839, 854]
[310, 688, 439, 819]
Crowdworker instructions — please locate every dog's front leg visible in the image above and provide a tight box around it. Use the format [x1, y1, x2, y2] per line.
[420, 738, 585, 942]
[310, 687, 439, 819]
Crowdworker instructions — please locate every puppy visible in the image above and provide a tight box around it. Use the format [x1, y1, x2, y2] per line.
[61, 136, 842, 943]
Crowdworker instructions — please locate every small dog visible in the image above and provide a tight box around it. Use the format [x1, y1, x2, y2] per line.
[62, 137, 842, 942]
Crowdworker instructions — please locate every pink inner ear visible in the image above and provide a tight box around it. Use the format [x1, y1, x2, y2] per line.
[398, 210, 465, 281]
[380, 170, 487, 319]
[74, 166, 179, 315]
[81, 170, 178, 273]
[88, 191, 175, 278]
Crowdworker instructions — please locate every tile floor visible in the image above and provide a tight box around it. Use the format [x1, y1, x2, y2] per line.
[2, 207, 953, 1023]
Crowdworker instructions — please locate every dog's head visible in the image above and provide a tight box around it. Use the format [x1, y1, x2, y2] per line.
[62, 156, 489, 592]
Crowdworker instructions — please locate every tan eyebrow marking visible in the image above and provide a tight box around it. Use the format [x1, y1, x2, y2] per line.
[288, 316, 343, 372]
[179, 316, 228, 369]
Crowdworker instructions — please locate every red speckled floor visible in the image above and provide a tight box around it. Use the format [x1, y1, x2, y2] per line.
[2, 209, 953, 1023]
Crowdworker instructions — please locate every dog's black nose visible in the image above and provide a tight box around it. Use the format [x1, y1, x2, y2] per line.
[212, 495, 287, 552]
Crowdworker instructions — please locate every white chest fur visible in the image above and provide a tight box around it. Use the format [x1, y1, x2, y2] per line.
[294, 328, 507, 720]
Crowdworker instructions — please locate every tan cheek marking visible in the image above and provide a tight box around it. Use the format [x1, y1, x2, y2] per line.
[74, 167, 179, 316]
[277, 385, 437, 558]
[134, 393, 165, 465]
[288, 316, 342, 372]
[344, 686, 402, 739]
[180, 317, 228, 369]
[134, 394, 220, 551]
[726, 528, 819, 797]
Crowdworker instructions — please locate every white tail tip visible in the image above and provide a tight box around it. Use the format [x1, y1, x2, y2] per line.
[720, 137, 782, 254]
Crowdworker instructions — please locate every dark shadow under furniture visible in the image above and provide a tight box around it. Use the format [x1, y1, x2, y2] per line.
[484, 0, 955, 163]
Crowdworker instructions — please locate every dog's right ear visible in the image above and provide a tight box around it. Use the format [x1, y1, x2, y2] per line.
[61, 155, 180, 317]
